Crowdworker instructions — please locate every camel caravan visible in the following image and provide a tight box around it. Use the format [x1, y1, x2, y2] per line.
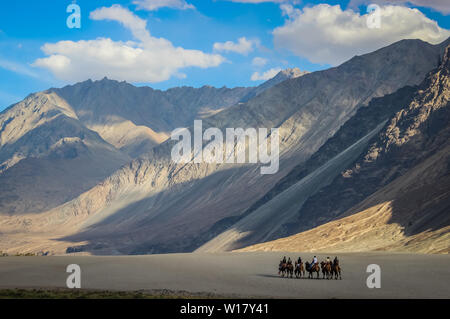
[278, 256, 342, 280]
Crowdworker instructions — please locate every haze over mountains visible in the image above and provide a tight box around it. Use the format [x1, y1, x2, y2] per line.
[0, 38, 448, 255]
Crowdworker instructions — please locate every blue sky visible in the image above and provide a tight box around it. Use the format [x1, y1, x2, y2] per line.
[0, 0, 449, 110]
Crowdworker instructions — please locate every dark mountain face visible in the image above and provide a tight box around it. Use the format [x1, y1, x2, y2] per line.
[238, 45, 450, 254]
[243, 85, 419, 220]
[284, 44, 450, 238]
[194, 39, 449, 253]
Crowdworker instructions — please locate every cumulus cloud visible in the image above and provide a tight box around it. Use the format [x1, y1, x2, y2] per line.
[225, 0, 290, 3]
[252, 57, 268, 67]
[213, 37, 258, 55]
[33, 5, 224, 83]
[251, 67, 281, 81]
[90, 5, 150, 41]
[349, 0, 450, 15]
[133, 0, 194, 11]
[229, 0, 449, 12]
[273, 4, 450, 66]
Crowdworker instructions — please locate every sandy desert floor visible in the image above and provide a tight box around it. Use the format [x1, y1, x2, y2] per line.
[0, 252, 449, 299]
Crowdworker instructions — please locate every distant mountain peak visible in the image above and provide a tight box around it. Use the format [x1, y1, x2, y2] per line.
[239, 67, 309, 103]
[268, 67, 309, 84]
[276, 67, 309, 79]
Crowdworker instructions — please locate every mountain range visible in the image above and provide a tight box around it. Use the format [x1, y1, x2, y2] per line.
[240, 45, 450, 254]
[0, 38, 448, 255]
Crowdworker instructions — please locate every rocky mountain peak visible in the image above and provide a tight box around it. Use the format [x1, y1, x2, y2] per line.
[238, 67, 309, 102]
[277, 67, 309, 79]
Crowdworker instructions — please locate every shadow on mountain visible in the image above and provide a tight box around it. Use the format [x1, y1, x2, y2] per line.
[0, 116, 130, 215]
[57, 164, 258, 255]
[46, 40, 450, 255]
[229, 49, 450, 253]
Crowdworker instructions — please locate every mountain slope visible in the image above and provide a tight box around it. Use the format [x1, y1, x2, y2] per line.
[0, 38, 448, 255]
[197, 39, 449, 252]
[0, 77, 275, 214]
[239, 85, 418, 223]
[0, 92, 131, 214]
[51, 79, 255, 157]
[238, 45, 450, 254]
[50, 71, 308, 157]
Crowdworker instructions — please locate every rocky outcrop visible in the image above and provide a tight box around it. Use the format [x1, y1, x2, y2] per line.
[239, 45, 450, 254]
[197, 39, 450, 253]
[290, 44, 450, 234]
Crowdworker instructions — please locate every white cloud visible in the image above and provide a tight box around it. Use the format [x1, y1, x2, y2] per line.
[90, 5, 150, 41]
[349, 0, 450, 15]
[273, 4, 450, 66]
[280, 3, 297, 16]
[251, 67, 281, 81]
[226, 0, 290, 3]
[213, 37, 259, 55]
[133, 0, 194, 11]
[33, 5, 224, 83]
[252, 57, 268, 67]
